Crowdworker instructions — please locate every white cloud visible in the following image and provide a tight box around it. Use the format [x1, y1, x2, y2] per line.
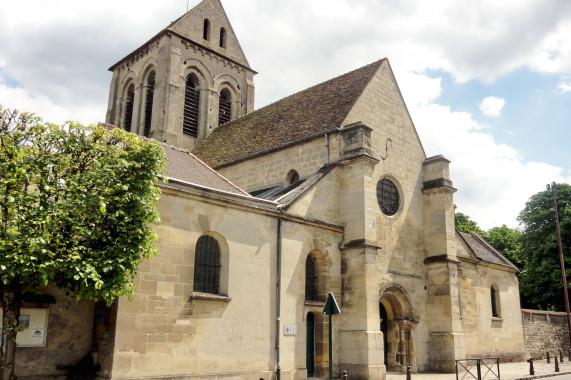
[558, 81, 571, 93]
[479, 96, 506, 117]
[409, 84, 565, 229]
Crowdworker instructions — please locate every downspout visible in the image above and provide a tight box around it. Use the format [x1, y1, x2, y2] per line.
[275, 215, 283, 380]
[324, 133, 330, 164]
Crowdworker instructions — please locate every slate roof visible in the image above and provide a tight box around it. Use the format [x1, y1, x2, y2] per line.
[162, 143, 250, 196]
[192, 59, 386, 168]
[458, 231, 518, 271]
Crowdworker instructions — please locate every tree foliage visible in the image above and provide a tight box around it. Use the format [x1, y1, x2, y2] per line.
[486, 225, 523, 269]
[517, 184, 571, 310]
[454, 208, 487, 237]
[0, 107, 165, 379]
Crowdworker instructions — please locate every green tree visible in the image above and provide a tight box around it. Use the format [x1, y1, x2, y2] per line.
[0, 107, 165, 379]
[454, 207, 487, 237]
[517, 183, 571, 310]
[486, 225, 523, 269]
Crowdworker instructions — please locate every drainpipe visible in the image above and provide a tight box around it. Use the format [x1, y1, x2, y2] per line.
[275, 216, 283, 380]
[324, 133, 330, 164]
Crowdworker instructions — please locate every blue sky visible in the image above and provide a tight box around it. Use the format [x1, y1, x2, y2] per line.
[432, 68, 571, 171]
[0, 0, 570, 229]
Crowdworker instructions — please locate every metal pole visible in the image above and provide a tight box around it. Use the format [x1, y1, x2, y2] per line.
[549, 183, 571, 348]
[329, 313, 333, 380]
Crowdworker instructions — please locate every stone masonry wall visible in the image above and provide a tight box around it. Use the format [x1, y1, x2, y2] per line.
[522, 309, 571, 360]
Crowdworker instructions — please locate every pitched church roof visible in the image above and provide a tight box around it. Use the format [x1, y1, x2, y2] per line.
[162, 143, 249, 196]
[192, 59, 386, 168]
[458, 231, 518, 271]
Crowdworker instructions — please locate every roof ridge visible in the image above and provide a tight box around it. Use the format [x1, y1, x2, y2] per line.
[193, 58, 387, 167]
[218, 59, 387, 128]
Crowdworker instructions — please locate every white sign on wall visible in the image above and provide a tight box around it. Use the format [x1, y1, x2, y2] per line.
[0, 308, 49, 347]
[283, 325, 297, 336]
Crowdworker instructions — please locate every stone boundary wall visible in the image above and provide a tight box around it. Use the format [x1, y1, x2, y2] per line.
[522, 309, 571, 359]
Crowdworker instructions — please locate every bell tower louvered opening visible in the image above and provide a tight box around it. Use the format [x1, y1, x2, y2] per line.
[124, 84, 135, 133]
[183, 75, 200, 137]
[218, 88, 231, 126]
[143, 71, 155, 137]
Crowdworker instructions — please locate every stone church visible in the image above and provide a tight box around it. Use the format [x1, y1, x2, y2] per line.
[10, 0, 526, 379]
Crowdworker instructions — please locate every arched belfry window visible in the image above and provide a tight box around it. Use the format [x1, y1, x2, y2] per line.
[203, 19, 211, 41]
[123, 83, 135, 133]
[305, 255, 318, 301]
[219, 27, 226, 48]
[193, 235, 221, 294]
[183, 75, 200, 137]
[143, 71, 155, 137]
[218, 88, 232, 126]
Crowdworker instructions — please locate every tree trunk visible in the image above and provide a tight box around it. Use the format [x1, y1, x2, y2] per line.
[0, 280, 22, 380]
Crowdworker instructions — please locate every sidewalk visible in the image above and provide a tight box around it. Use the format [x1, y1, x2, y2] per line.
[386, 359, 571, 380]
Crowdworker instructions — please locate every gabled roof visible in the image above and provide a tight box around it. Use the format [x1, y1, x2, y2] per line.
[109, 0, 252, 72]
[192, 59, 386, 168]
[162, 143, 250, 196]
[458, 231, 518, 271]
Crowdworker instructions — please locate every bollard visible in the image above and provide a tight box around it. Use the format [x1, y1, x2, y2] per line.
[555, 356, 560, 372]
[406, 365, 411, 380]
[561, 349, 564, 363]
[547, 351, 551, 363]
[527, 358, 535, 376]
[342, 370, 347, 380]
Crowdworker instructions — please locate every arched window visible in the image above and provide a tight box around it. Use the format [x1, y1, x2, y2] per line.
[203, 19, 211, 41]
[286, 169, 299, 186]
[123, 83, 135, 133]
[193, 235, 221, 294]
[183, 75, 200, 137]
[491, 284, 501, 318]
[218, 88, 232, 126]
[219, 27, 226, 48]
[305, 255, 318, 301]
[143, 71, 155, 137]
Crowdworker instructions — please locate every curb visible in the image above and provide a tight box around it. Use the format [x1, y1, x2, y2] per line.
[515, 371, 571, 380]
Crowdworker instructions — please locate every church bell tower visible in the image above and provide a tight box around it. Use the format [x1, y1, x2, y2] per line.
[105, 0, 256, 150]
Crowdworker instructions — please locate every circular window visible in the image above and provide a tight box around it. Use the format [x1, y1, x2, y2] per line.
[377, 178, 399, 216]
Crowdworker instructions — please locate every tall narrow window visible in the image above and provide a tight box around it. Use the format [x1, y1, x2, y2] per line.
[183, 75, 200, 137]
[218, 88, 231, 126]
[491, 285, 500, 318]
[193, 235, 221, 294]
[219, 27, 226, 48]
[203, 19, 211, 41]
[124, 84, 135, 133]
[143, 71, 155, 137]
[305, 255, 318, 301]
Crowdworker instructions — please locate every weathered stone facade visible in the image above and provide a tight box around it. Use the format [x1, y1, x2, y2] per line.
[10, 0, 528, 379]
[522, 309, 571, 360]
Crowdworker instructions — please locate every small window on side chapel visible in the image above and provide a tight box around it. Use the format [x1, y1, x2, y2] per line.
[193, 235, 221, 294]
[491, 285, 500, 318]
[305, 255, 318, 301]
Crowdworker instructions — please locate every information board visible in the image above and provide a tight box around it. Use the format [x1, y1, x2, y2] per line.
[0, 308, 49, 347]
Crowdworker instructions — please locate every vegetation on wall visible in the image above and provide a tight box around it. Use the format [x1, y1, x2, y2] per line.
[0, 107, 165, 380]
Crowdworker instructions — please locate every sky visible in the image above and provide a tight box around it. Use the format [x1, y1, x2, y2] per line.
[1, 0, 570, 229]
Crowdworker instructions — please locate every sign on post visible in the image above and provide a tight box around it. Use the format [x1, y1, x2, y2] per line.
[322, 292, 341, 380]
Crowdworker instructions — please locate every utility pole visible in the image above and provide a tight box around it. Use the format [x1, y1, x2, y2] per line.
[547, 182, 571, 346]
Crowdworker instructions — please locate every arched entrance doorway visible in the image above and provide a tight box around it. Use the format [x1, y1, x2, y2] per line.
[379, 283, 418, 372]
